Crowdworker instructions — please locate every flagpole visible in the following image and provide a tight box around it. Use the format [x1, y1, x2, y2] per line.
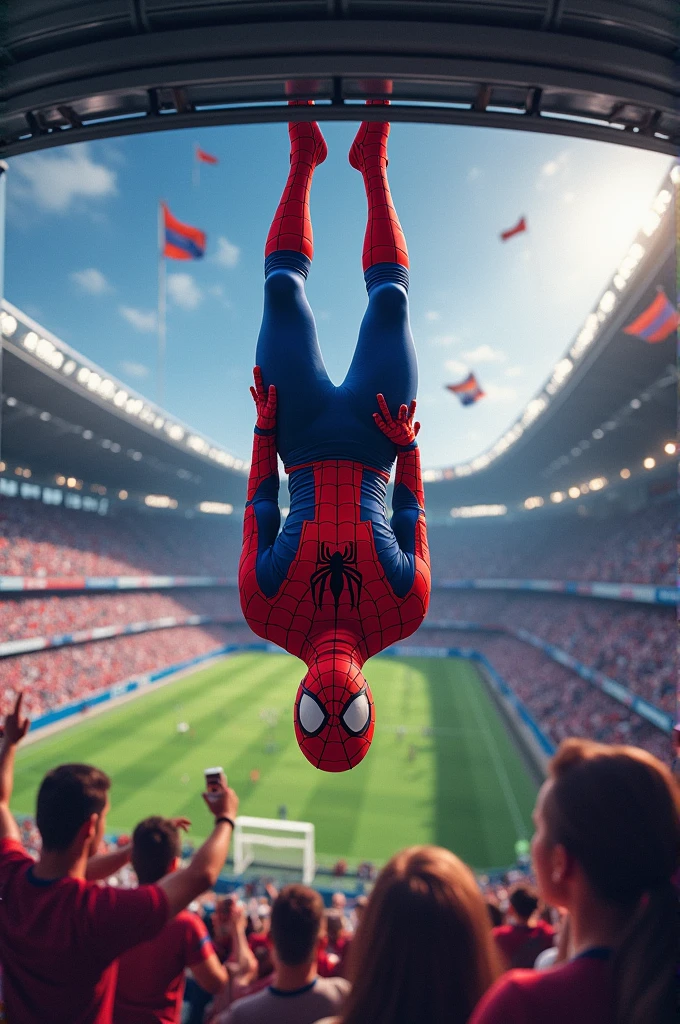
[157, 202, 167, 408]
[193, 145, 199, 188]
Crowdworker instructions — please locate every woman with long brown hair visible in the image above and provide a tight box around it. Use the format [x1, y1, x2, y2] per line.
[470, 737, 680, 1024]
[316, 845, 500, 1024]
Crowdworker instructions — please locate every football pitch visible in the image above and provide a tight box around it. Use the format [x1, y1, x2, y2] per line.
[11, 653, 538, 870]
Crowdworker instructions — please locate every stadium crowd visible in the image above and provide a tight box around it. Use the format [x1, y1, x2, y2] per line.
[427, 591, 675, 714]
[0, 696, 677, 1024]
[0, 624, 251, 721]
[0, 497, 241, 578]
[0, 494, 674, 586]
[0, 588, 240, 642]
[428, 499, 675, 584]
[416, 629, 670, 765]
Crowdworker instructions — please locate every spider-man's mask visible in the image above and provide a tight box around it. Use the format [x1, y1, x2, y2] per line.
[294, 652, 374, 772]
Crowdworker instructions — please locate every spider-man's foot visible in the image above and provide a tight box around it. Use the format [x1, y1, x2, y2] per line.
[349, 115, 408, 270]
[265, 106, 327, 260]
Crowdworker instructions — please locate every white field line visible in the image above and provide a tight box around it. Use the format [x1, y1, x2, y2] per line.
[467, 674, 527, 840]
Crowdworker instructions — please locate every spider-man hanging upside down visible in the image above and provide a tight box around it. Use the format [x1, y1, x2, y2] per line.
[239, 97, 431, 771]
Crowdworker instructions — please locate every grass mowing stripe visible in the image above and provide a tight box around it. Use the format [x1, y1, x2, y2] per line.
[466, 665, 528, 841]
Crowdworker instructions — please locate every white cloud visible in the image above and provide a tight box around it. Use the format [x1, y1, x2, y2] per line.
[505, 366, 524, 378]
[425, 311, 441, 322]
[467, 167, 481, 182]
[167, 273, 202, 310]
[563, 191, 576, 204]
[119, 306, 157, 333]
[445, 359, 469, 378]
[70, 268, 112, 295]
[214, 236, 241, 268]
[12, 145, 117, 212]
[460, 344, 507, 364]
[538, 150, 570, 187]
[119, 360, 149, 379]
[208, 284, 232, 309]
[484, 383, 517, 403]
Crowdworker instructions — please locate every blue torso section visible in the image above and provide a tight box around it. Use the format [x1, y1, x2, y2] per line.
[248, 464, 420, 599]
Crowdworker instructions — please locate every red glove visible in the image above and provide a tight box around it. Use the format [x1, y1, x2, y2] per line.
[373, 394, 420, 447]
[250, 366, 277, 432]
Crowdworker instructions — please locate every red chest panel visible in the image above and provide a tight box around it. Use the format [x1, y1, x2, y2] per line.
[239, 461, 430, 666]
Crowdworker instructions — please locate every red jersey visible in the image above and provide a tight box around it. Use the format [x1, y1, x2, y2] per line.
[114, 910, 215, 1023]
[493, 920, 555, 969]
[469, 951, 615, 1024]
[0, 838, 168, 1024]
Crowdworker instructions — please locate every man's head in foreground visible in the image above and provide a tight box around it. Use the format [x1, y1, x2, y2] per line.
[271, 884, 326, 967]
[36, 763, 110, 859]
[132, 817, 182, 884]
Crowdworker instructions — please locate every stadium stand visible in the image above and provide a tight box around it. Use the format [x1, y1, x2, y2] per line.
[428, 500, 675, 585]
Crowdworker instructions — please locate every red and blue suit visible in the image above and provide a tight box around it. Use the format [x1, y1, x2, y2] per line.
[239, 102, 431, 772]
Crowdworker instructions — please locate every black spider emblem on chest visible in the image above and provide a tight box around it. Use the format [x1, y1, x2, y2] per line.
[310, 542, 363, 612]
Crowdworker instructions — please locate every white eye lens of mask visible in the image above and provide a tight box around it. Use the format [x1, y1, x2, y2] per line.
[298, 692, 325, 735]
[342, 692, 370, 735]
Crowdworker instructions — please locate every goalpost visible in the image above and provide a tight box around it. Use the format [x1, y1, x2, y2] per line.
[232, 816, 316, 884]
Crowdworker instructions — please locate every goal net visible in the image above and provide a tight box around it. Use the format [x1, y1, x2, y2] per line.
[232, 816, 316, 884]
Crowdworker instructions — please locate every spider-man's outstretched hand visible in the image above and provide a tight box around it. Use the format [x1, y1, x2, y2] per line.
[250, 366, 277, 431]
[373, 393, 420, 447]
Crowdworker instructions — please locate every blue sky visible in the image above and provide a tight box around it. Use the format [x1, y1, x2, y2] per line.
[5, 122, 671, 469]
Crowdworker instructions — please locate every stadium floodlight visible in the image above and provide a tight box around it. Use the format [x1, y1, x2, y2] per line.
[82, 430, 93, 440]
[55, 475, 66, 485]
[523, 496, 544, 509]
[145, 494, 178, 509]
[5, 397, 17, 407]
[0, 312, 17, 337]
[62, 359, 76, 376]
[550, 492, 564, 503]
[620, 468, 631, 479]
[450, 504, 507, 518]
[22, 469, 31, 478]
[643, 457, 656, 469]
[118, 490, 128, 500]
[589, 477, 606, 491]
[630, 399, 641, 410]
[591, 428, 604, 440]
[22, 331, 38, 352]
[67, 477, 77, 488]
[199, 501, 234, 515]
[664, 442, 676, 455]
[568, 486, 580, 499]
[580, 483, 590, 494]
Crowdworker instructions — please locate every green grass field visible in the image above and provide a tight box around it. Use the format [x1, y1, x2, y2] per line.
[11, 653, 538, 870]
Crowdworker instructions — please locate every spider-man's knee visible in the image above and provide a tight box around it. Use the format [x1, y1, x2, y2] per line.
[367, 281, 409, 323]
[264, 268, 306, 310]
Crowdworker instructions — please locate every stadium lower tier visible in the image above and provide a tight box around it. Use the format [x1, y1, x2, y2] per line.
[406, 630, 670, 765]
[0, 492, 674, 583]
[0, 624, 253, 720]
[427, 591, 675, 714]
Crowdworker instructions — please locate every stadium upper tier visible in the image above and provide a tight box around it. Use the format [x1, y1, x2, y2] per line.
[0, 300, 249, 511]
[3, 0, 677, 157]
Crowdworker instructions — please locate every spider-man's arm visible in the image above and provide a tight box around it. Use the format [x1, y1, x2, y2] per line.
[373, 395, 426, 552]
[245, 366, 280, 551]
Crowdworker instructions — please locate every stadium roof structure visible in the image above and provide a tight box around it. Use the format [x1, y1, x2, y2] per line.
[424, 167, 678, 514]
[2, 0, 678, 158]
[0, 300, 249, 509]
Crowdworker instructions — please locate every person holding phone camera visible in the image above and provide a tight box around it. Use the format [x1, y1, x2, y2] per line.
[0, 694, 239, 1024]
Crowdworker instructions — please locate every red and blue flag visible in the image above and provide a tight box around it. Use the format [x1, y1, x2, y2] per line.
[162, 203, 206, 261]
[196, 146, 219, 165]
[623, 288, 679, 343]
[446, 373, 485, 406]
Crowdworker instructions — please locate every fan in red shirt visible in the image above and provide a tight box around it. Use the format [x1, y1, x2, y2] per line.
[470, 738, 680, 1024]
[114, 816, 230, 1023]
[0, 693, 238, 1024]
[492, 883, 554, 969]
